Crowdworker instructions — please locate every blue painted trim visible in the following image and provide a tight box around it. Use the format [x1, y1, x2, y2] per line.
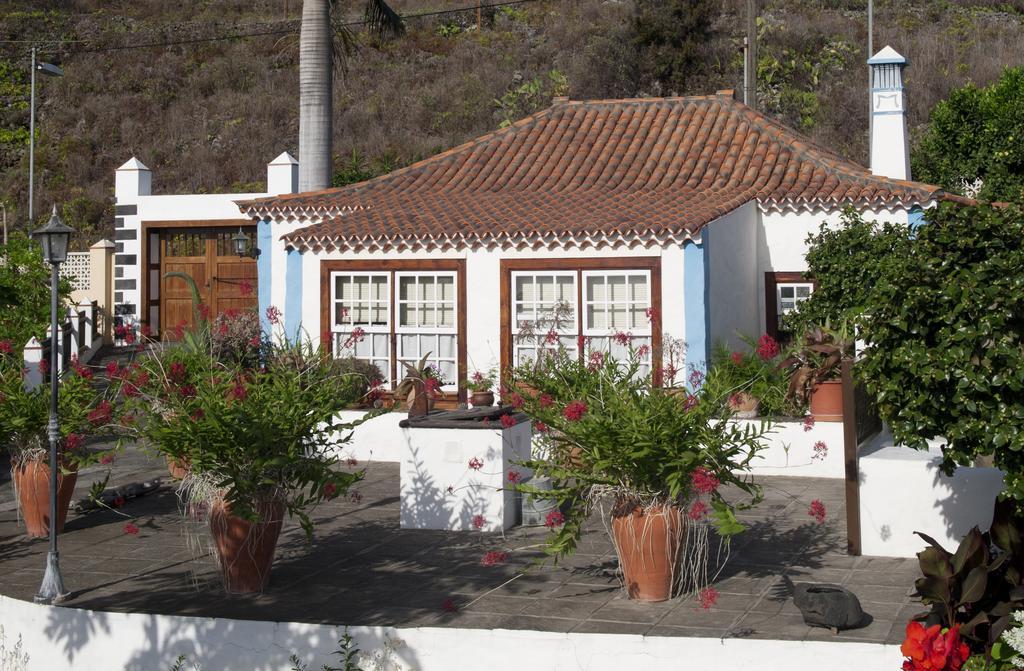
[908, 206, 927, 234]
[683, 237, 709, 380]
[285, 248, 303, 342]
[257, 219, 272, 333]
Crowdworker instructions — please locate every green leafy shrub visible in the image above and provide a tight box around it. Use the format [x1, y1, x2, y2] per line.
[0, 234, 72, 348]
[709, 334, 795, 417]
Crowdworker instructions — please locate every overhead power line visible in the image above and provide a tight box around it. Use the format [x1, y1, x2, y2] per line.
[0, 0, 542, 55]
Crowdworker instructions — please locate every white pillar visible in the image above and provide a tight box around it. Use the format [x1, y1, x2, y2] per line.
[79, 299, 95, 351]
[868, 46, 910, 180]
[89, 239, 115, 345]
[67, 306, 81, 361]
[267, 152, 299, 195]
[115, 157, 152, 199]
[23, 337, 43, 392]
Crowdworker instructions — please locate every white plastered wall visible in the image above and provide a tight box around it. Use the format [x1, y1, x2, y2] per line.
[705, 201, 759, 352]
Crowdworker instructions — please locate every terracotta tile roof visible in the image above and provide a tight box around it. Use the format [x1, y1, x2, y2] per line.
[238, 94, 962, 252]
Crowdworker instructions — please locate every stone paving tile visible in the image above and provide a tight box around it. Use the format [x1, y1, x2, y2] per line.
[0, 444, 921, 644]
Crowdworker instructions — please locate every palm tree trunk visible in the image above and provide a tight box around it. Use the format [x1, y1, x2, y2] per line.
[298, 0, 333, 192]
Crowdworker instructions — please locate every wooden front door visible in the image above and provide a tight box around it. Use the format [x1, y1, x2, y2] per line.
[160, 228, 258, 339]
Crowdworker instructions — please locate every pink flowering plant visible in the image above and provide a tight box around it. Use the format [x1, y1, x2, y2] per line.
[710, 334, 801, 417]
[509, 346, 768, 563]
[109, 305, 382, 538]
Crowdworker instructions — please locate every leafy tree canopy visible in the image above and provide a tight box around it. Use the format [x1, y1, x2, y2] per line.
[913, 67, 1024, 203]
[0, 233, 72, 348]
[632, 0, 717, 96]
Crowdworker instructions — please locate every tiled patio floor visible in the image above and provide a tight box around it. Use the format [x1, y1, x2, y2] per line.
[0, 447, 922, 645]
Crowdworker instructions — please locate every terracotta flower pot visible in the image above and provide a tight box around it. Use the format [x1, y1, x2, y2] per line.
[167, 456, 189, 480]
[469, 390, 494, 407]
[611, 504, 685, 602]
[730, 391, 760, 419]
[809, 379, 844, 421]
[209, 497, 285, 594]
[13, 459, 79, 538]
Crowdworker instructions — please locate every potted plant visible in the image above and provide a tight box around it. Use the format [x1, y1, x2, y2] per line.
[395, 354, 443, 417]
[710, 334, 801, 419]
[0, 349, 105, 538]
[112, 309, 379, 594]
[784, 323, 853, 421]
[465, 369, 495, 407]
[510, 344, 768, 603]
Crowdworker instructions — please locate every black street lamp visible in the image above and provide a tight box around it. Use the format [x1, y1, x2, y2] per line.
[231, 227, 260, 259]
[30, 204, 74, 605]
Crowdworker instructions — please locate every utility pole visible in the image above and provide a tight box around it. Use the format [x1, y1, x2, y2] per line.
[868, 0, 874, 166]
[744, 0, 758, 109]
[29, 47, 36, 227]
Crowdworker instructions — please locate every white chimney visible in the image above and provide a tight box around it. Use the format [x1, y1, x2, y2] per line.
[115, 157, 152, 201]
[267, 151, 299, 195]
[868, 46, 910, 181]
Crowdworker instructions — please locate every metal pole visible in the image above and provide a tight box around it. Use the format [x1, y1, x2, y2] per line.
[34, 261, 67, 604]
[744, 0, 758, 110]
[867, 0, 874, 167]
[29, 46, 36, 227]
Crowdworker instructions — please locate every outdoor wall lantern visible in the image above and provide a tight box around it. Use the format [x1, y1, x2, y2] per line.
[232, 227, 261, 259]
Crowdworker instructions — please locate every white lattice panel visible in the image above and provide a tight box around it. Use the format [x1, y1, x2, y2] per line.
[62, 252, 91, 291]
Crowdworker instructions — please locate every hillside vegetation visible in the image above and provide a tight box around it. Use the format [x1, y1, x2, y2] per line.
[1, 0, 1022, 245]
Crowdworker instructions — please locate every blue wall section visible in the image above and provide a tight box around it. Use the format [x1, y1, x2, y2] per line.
[257, 219, 272, 333]
[908, 205, 927, 233]
[285, 248, 303, 342]
[683, 238, 709, 378]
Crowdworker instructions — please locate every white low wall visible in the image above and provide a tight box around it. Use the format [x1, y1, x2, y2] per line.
[731, 419, 846, 479]
[859, 430, 1004, 558]
[335, 410, 409, 464]
[0, 594, 904, 671]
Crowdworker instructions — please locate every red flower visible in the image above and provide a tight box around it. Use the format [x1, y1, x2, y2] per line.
[534, 421, 548, 433]
[113, 496, 126, 508]
[249, 336, 261, 347]
[125, 331, 136, 345]
[265, 305, 282, 325]
[539, 393, 554, 409]
[507, 392, 524, 409]
[697, 587, 719, 611]
[197, 303, 212, 321]
[123, 522, 140, 535]
[64, 433, 84, 452]
[684, 394, 699, 411]
[140, 324, 152, 338]
[809, 500, 826, 524]
[730, 351, 743, 365]
[239, 279, 254, 297]
[119, 413, 136, 426]
[645, 307, 659, 323]
[472, 514, 486, 530]
[901, 622, 970, 671]
[691, 467, 720, 495]
[637, 343, 651, 358]
[500, 414, 515, 429]
[545, 329, 559, 346]
[88, 400, 113, 426]
[587, 351, 604, 371]
[563, 400, 587, 422]
[507, 470, 521, 484]
[442, 598, 458, 613]
[178, 384, 197, 399]
[756, 333, 780, 360]
[100, 453, 115, 465]
[342, 326, 366, 349]
[228, 378, 247, 402]
[114, 324, 127, 339]
[688, 368, 705, 389]
[38, 358, 49, 376]
[468, 456, 484, 471]
[812, 441, 828, 462]
[424, 377, 441, 399]
[544, 510, 565, 528]
[480, 551, 508, 567]
[613, 330, 632, 346]
[728, 393, 741, 408]
[323, 482, 338, 500]
[173, 322, 185, 340]
[123, 383, 140, 398]
[190, 409, 205, 421]
[346, 457, 358, 467]
[0, 340, 12, 355]
[803, 415, 815, 432]
[688, 501, 708, 520]
[168, 362, 187, 384]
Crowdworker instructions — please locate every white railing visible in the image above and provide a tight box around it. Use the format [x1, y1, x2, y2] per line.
[22, 300, 100, 391]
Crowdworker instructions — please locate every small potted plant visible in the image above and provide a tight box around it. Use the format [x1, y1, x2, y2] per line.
[784, 323, 853, 421]
[465, 369, 495, 407]
[395, 354, 444, 417]
[710, 334, 797, 419]
[112, 300, 380, 594]
[0, 349, 107, 537]
[510, 344, 768, 603]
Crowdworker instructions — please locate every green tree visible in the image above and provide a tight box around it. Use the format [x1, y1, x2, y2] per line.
[913, 67, 1024, 203]
[855, 201, 1024, 501]
[0, 233, 72, 348]
[632, 0, 717, 96]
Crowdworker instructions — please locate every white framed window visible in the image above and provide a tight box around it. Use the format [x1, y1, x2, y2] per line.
[583, 270, 653, 374]
[396, 272, 458, 387]
[511, 271, 578, 365]
[776, 282, 814, 330]
[330, 272, 392, 377]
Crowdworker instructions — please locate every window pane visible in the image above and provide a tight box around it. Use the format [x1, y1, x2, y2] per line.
[420, 277, 436, 302]
[399, 277, 415, 301]
[556, 276, 575, 302]
[536, 276, 555, 303]
[588, 304, 607, 330]
[608, 275, 628, 302]
[437, 304, 454, 328]
[516, 276, 534, 302]
[629, 275, 649, 303]
[372, 276, 388, 300]
[399, 303, 415, 327]
[797, 286, 812, 298]
[437, 276, 454, 302]
[587, 276, 606, 302]
[419, 304, 436, 327]
[401, 334, 418, 354]
[438, 334, 456, 358]
[780, 286, 794, 299]
[609, 304, 627, 329]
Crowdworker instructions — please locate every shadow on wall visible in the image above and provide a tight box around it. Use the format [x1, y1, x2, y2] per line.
[930, 455, 1004, 548]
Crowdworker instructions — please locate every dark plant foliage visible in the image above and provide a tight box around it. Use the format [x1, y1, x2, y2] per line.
[0, 233, 72, 347]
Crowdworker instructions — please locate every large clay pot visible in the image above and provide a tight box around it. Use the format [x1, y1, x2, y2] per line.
[809, 379, 844, 421]
[469, 390, 494, 407]
[731, 391, 760, 419]
[209, 497, 285, 594]
[167, 456, 189, 480]
[610, 504, 685, 602]
[13, 459, 78, 538]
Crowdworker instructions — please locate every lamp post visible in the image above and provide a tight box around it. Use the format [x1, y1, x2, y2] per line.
[232, 227, 260, 259]
[28, 48, 64, 227]
[30, 205, 74, 605]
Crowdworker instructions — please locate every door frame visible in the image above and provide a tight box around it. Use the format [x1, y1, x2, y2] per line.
[140, 219, 252, 338]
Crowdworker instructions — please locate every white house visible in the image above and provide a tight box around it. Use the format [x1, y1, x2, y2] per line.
[224, 47, 960, 406]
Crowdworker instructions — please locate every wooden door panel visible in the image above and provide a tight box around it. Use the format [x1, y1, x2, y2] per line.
[162, 260, 207, 337]
[212, 258, 258, 317]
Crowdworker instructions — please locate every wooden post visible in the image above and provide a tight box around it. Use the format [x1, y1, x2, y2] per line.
[842, 358, 861, 555]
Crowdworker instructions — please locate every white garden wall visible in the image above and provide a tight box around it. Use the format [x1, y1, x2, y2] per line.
[732, 419, 846, 479]
[0, 594, 904, 671]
